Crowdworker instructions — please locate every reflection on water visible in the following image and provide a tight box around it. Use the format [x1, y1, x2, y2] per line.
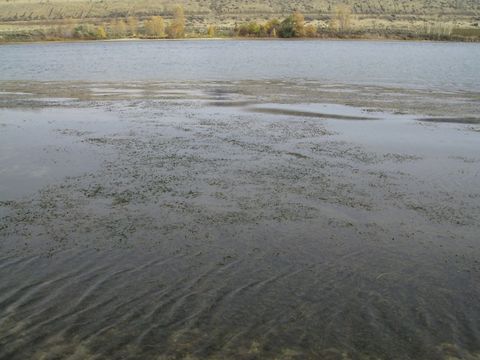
[0, 108, 123, 200]
[0, 81, 479, 359]
[248, 103, 380, 120]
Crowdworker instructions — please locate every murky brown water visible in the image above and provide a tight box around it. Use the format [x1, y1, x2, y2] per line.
[1, 79, 480, 359]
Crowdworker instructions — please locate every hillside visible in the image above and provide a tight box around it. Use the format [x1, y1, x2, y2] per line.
[0, 0, 479, 21]
[0, 0, 479, 42]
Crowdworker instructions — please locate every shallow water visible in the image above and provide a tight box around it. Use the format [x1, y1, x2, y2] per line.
[0, 108, 125, 200]
[1, 42, 480, 359]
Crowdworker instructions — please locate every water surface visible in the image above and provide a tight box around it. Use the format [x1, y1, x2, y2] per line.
[1, 40, 480, 91]
[0, 42, 480, 360]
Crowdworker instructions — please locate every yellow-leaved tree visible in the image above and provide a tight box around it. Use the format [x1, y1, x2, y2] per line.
[305, 24, 317, 37]
[96, 25, 107, 39]
[145, 16, 165, 37]
[167, 5, 186, 38]
[207, 24, 216, 37]
[127, 16, 139, 36]
[292, 11, 305, 37]
[111, 19, 127, 37]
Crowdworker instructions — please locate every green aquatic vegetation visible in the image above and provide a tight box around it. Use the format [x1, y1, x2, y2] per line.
[2, 82, 480, 359]
[82, 184, 104, 198]
[86, 137, 109, 144]
[112, 191, 134, 206]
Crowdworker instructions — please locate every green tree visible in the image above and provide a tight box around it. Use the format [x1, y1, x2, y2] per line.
[279, 16, 295, 37]
[279, 11, 306, 38]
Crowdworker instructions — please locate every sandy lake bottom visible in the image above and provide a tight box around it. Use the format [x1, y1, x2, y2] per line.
[0, 80, 480, 359]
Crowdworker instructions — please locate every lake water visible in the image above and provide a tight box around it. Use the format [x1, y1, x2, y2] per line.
[1, 40, 480, 360]
[1, 40, 480, 91]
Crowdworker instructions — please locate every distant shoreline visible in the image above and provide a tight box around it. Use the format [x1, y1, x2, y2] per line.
[2, 7, 479, 45]
[1, 35, 479, 46]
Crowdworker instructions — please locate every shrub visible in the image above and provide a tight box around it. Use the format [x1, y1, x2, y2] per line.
[292, 11, 305, 37]
[127, 17, 138, 36]
[330, 5, 352, 32]
[236, 21, 265, 37]
[279, 16, 295, 38]
[279, 11, 305, 38]
[305, 24, 318, 37]
[73, 24, 96, 39]
[207, 24, 216, 37]
[265, 18, 280, 37]
[96, 25, 107, 39]
[111, 19, 127, 37]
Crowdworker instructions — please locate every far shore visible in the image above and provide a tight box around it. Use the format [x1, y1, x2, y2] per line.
[2, 34, 479, 46]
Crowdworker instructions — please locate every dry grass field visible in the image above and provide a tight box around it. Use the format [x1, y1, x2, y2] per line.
[0, 0, 479, 41]
[0, 0, 479, 20]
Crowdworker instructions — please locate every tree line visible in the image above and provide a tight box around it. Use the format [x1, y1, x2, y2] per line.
[235, 6, 353, 38]
[55, 5, 187, 40]
[42, 6, 354, 41]
[20, 4, 471, 42]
